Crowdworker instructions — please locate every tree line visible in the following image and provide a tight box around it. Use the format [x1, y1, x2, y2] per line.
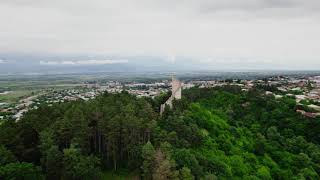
[1, 86, 320, 179]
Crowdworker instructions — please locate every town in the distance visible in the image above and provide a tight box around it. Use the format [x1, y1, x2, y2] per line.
[1, 72, 320, 122]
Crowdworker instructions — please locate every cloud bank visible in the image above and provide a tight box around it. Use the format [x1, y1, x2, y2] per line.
[40, 59, 128, 65]
[0, 0, 319, 69]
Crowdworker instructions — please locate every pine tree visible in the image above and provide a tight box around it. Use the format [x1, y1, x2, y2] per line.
[141, 141, 156, 179]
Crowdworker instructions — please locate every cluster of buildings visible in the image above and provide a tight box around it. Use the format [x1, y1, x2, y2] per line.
[0, 94, 38, 121]
[0, 80, 172, 121]
[35, 89, 99, 105]
[261, 76, 320, 118]
[1, 75, 320, 121]
[176, 76, 320, 118]
[125, 81, 169, 98]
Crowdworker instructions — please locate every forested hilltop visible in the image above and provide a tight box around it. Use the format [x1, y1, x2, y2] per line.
[1, 86, 320, 180]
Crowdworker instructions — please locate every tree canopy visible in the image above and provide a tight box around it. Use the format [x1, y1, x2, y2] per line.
[0, 87, 320, 179]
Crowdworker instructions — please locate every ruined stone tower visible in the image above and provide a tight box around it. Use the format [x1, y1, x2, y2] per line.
[171, 75, 182, 100]
[160, 75, 182, 115]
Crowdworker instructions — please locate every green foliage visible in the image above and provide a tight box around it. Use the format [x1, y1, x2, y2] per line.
[1, 87, 320, 179]
[173, 149, 203, 177]
[256, 166, 272, 180]
[101, 169, 138, 180]
[179, 167, 194, 180]
[62, 145, 101, 180]
[0, 145, 17, 166]
[152, 149, 179, 180]
[43, 145, 63, 180]
[142, 141, 156, 179]
[0, 162, 44, 180]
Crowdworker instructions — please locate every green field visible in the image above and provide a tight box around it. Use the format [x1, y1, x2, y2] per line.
[0, 90, 36, 103]
[0, 78, 85, 104]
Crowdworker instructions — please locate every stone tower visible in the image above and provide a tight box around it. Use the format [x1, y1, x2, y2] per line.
[171, 74, 182, 100]
[160, 75, 182, 115]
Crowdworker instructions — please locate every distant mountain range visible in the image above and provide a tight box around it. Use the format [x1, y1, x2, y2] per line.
[0, 54, 175, 74]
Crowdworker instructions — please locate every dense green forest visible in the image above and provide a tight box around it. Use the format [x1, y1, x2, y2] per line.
[1, 86, 320, 179]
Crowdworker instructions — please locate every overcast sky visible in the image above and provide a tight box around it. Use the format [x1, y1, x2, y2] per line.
[0, 0, 320, 69]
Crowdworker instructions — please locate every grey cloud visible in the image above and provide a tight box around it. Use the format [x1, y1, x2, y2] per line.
[39, 59, 128, 65]
[2, 0, 320, 13]
[143, 0, 320, 13]
[0, 0, 319, 70]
